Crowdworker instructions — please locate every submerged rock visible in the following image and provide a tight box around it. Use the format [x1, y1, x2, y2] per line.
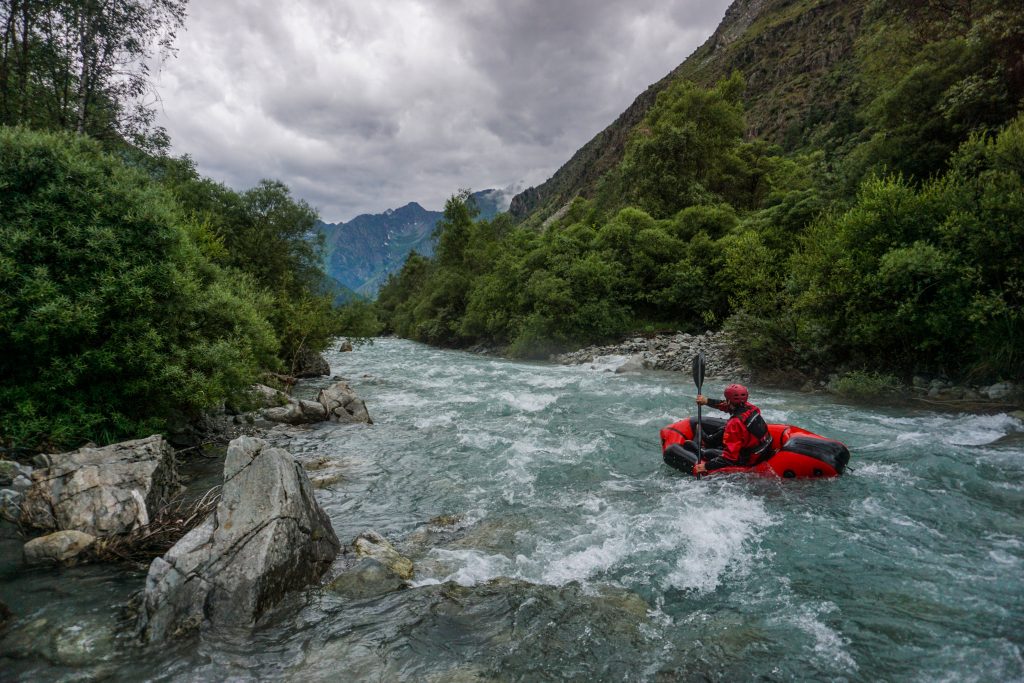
[20, 435, 178, 537]
[137, 436, 340, 642]
[352, 530, 414, 580]
[23, 530, 96, 566]
[327, 558, 408, 599]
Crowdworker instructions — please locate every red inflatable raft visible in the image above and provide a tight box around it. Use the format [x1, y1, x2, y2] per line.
[660, 416, 850, 478]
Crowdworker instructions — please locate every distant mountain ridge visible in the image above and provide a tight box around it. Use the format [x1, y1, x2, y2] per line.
[319, 188, 508, 298]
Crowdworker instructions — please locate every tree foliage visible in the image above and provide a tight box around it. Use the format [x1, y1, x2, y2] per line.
[0, 0, 186, 149]
[0, 128, 278, 449]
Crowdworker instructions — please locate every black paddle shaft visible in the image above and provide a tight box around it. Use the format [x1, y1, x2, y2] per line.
[692, 353, 706, 465]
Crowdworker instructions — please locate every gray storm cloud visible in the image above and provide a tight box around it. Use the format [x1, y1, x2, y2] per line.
[154, 0, 732, 222]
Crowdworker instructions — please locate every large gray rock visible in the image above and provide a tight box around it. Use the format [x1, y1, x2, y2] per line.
[20, 436, 178, 536]
[261, 399, 328, 425]
[23, 530, 96, 566]
[138, 436, 340, 641]
[318, 381, 373, 425]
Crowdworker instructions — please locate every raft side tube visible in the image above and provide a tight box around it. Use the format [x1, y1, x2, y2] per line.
[777, 435, 851, 475]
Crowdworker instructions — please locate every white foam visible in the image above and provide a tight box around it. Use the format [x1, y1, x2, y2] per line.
[775, 602, 859, 673]
[498, 391, 558, 413]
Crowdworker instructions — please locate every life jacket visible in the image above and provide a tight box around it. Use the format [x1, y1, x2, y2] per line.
[736, 403, 773, 465]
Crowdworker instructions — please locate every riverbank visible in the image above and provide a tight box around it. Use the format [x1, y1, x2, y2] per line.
[548, 330, 1023, 413]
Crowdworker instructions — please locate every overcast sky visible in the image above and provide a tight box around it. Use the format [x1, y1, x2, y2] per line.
[154, 1, 732, 223]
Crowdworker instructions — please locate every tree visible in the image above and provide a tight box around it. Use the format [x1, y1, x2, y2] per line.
[0, 128, 277, 450]
[0, 0, 186, 147]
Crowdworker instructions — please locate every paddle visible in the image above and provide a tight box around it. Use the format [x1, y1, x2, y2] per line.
[692, 352, 706, 471]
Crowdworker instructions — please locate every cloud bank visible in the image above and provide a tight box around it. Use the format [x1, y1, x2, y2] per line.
[154, 1, 731, 221]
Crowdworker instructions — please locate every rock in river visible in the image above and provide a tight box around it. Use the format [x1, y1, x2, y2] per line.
[137, 436, 340, 642]
[20, 435, 178, 537]
[23, 530, 96, 566]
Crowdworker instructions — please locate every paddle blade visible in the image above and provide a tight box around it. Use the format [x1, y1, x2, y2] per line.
[691, 352, 706, 390]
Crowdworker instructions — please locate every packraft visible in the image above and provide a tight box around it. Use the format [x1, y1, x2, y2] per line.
[660, 415, 850, 478]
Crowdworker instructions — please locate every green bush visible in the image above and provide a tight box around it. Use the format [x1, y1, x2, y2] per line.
[828, 371, 904, 399]
[0, 128, 277, 450]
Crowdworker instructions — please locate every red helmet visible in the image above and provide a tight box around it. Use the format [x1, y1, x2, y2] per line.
[724, 384, 749, 405]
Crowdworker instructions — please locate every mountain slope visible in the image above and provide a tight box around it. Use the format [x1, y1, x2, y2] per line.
[319, 189, 507, 298]
[509, 0, 868, 222]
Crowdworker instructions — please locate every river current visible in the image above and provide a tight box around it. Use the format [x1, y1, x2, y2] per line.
[1, 338, 1022, 681]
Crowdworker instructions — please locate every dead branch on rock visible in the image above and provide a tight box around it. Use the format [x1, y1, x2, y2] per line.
[89, 486, 221, 564]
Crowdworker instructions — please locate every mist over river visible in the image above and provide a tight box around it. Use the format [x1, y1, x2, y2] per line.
[2, 338, 1022, 681]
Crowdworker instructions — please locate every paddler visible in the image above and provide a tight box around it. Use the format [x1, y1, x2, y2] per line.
[682, 384, 773, 473]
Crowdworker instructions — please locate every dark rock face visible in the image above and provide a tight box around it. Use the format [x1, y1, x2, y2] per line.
[20, 435, 179, 537]
[292, 348, 330, 378]
[138, 436, 340, 642]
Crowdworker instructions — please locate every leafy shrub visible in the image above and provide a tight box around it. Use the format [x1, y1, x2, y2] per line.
[828, 371, 904, 399]
[0, 128, 277, 450]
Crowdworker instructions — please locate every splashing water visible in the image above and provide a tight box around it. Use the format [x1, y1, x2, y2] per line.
[1, 338, 1021, 681]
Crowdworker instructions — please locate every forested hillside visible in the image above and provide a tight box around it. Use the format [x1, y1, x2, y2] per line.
[376, 0, 1024, 385]
[0, 1, 344, 451]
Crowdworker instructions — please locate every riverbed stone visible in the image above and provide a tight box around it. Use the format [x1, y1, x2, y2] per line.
[20, 435, 178, 536]
[985, 382, 1015, 400]
[352, 530, 414, 580]
[327, 558, 408, 599]
[0, 489, 22, 522]
[615, 354, 647, 374]
[138, 436, 340, 642]
[0, 460, 19, 486]
[23, 530, 96, 566]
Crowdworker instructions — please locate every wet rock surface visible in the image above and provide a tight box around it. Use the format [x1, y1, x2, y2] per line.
[23, 530, 97, 566]
[138, 436, 341, 642]
[20, 435, 179, 537]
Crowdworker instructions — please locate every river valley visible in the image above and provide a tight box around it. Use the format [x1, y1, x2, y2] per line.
[1, 338, 1022, 681]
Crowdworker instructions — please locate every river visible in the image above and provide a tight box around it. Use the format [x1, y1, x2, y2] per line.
[1, 338, 1022, 681]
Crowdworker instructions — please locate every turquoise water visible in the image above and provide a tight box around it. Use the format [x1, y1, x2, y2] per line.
[1, 338, 1022, 681]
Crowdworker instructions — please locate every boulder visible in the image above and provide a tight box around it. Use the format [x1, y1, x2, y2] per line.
[23, 530, 96, 566]
[338, 339, 354, 352]
[138, 436, 340, 641]
[985, 382, 1015, 401]
[327, 558, 407, 599]
[261, 398, 328, 425]
[250, 384, 291, 408]
[292, 348, 330, 378]
[615, 354, 647, 374]
[20, 435, 178, 536]
[0, 489, 22, 523]
[0, 460, 19, 486]
[318, 381, 373, 424]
